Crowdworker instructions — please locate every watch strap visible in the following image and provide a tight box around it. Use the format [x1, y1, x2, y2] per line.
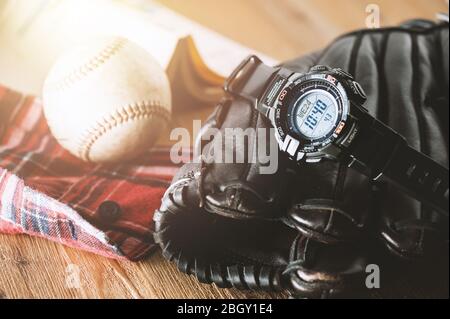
[345, 106, 449, 216]
[382, 142, 449, 215]
[224, 55, 280, 112]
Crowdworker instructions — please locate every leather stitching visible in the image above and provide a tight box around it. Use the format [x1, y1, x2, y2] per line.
[45, 38, 127, 92]
[78, 102, 171, 161]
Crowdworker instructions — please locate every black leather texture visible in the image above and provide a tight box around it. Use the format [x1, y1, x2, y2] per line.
[154, 20, 449, 298]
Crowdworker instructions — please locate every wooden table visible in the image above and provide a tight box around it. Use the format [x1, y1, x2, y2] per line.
[0, 0, 447, 299]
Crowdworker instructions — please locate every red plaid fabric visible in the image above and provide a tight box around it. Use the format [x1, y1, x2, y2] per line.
[0, 85, 187, 261]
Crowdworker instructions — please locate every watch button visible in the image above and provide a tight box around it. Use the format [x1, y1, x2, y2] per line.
[310, 65, 331, 73]
[349, 81, 367, 104]
[267, 107, 276, 124]
[335, 68, 354, 80]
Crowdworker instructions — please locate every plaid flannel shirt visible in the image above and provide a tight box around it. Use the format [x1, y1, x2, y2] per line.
[0, 84, 185, 261]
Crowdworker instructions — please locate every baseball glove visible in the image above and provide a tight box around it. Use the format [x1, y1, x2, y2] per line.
[154, 20, 449, 298]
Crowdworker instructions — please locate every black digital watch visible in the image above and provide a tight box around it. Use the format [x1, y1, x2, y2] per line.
[224, 55, 449, 216]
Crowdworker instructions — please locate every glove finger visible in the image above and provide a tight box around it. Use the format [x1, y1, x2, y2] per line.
[377, 184, 449, 259]
[284, 234, 371, 299]
[285, 160, 372, 244]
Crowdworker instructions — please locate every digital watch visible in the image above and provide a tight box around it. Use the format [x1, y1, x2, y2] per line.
[224, 55, 449, 216]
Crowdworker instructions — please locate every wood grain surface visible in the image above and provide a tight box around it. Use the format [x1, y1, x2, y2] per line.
[0, 0, 447, 299]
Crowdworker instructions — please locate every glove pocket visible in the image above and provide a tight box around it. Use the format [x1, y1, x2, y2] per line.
[154, 172, 296, 292]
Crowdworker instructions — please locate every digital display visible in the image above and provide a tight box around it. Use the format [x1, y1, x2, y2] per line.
[293, 90, 338, 139]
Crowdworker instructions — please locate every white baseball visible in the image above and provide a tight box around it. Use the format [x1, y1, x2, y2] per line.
[43, 36, 171, 163]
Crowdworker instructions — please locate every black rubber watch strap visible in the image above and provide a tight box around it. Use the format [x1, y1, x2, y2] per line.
[380, 143, 449, 215]
[345, 106, 449, 216]
[224, 55, 280, 112]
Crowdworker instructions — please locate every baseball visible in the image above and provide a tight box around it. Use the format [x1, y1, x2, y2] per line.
[43, 36, 171, 163]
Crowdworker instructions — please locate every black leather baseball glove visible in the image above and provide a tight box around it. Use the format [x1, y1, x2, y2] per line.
[154, 20, 449, 298]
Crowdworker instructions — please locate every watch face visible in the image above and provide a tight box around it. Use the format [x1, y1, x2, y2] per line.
[292, 90, 338, 140]
[274, 73, 350, 156]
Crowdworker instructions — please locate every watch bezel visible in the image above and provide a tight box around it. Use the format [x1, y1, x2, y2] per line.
[274, 73, 350, 155]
